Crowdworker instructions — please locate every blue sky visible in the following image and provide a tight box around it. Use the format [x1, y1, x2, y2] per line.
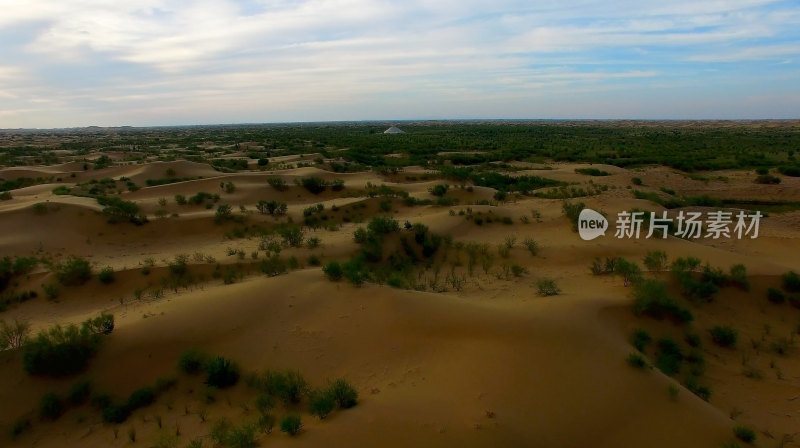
[0, 0, 798, 128]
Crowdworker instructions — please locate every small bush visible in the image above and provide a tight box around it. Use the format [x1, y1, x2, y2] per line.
[536, 278, 560, 296]
[632, 279, 693, 324]
[55, 257, 92, 286]
[280, 415, 302, 436]
[627, 353, 647, 369]
[308, 390, 336, 419]
[733, 425, 756, 443]
[782, 271, 800, 293]
[39, 392, 64, 420]
[327, 378, 358, 409]
[127, 387, 156, 410]
[102, 404, 131, 424]
[23, 320, 108, 377]
[98, 267, 115, 284]
[710, 325, 738, 348]
[767, 287, 785, 304]
[204, 356, 240, 388]
[655, 337, 683, 376]
[178, 349, 206, 374]
[631, 329, 652, 352]
[323, 261, 343, 281]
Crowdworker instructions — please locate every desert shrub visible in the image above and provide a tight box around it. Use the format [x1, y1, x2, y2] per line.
[174, 194, 187, 205]
[278, 225, 304, 247]
[429, 184, 450, 197]
[575, 167, 610, 176]
[257, 413, 276, 434]
[300, 177, 326, 194]
[323, 261, 343, 280]
[55, 256, 92, 286]
[210, 419, 234, 445]
[631, 328, 652, 352]
[710, 325, 738, 348]
[308, 390, 336, 419]
[97, 266, 115, 284]
[536, 278, 560, 296]
[204, 357, 240, 388]
[782, 271, 800, 293]
[733, 425, 756, 444]
[67, 380, 92, 406]
[511, 264, 526, 277]
[327, 378, 358, 409]
[178, 349, 206, 374]
[308, 254, 321, 266]
[728, 264, 749, 290]
[522, 238, 539, 256]
[779, 165, 800, 177]
[83, 313, 115, 335]
[627, 353, 647, 369]
[767, 287, 785, 304]
[252, 369, 309, 405]
[655, 337, 683, 376]
[685, 376, 711, 401]
[98, 197, 145, 224]
[254, 394, 275, 415]
[367, 215, 400, 234]
[280, 415, 302, 436]
[0, 318, 30, 349]
[39, 392, 64, 420]
[267, 177, 288, 191]
[615, 258, 642, 286]
[225, 424, 258, 448]
[643, 250, 667, 272]
[755, 174, 781, 184]
[631, 177, 643, 185]
[632, 279, 693, 324]
[259, 255, 287, 276]
[102, 404, 131, 424]
[23, 317, 111, 376]
[127, 387, 156, 410]
[214, 204, 235, 223]
[685, 333, 701, 348]
[561, 200, 585, 231]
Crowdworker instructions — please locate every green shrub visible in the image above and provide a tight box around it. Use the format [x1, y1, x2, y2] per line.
[429, 184, 449, 197]
[280, 415, 302, 436]
[39, 392, 64, 420]
[643, 250, 668, 272]
[98, 267, 115, 284]
[83, 313, 115, 335]
[308, 390, 336, 419]
[631, 177, 643, 185]
[267, 177, 288, 191]
[728, 264, 749, 290]
[710, 325, 738, 348]
[767, 287, 786, 304]
[323, 261, 343, 281]
[655, 338, 683, 376]
[632, 279, 693, 324]
[204, 357, 239, 388]
[782, 271, 800, 293]
[327, 378, 358, 409]
[615, 258, 642, 286]
[631, 329, 652, 352]
[536, 278, 560, 296]
[627, 353, 647, 369]
[23, 320, 108, 376]
[685, 376, 711, 401]
[300, 177, 326, 194]
[178, 349, 206, 374]
[575, 167, 610, 176]
[127, 387, 156, 410]
[251, 369, 309, 405]
[67, 380, 92, 406]
[102, 404, 131, 423]
[55, 257, 92, 286]
[733, 425, 756, 443]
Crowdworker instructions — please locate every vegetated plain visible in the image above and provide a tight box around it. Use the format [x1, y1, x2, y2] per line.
[1, 120, 800, 448]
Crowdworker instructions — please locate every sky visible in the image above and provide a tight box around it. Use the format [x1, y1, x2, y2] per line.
[0, 0, 798, 128]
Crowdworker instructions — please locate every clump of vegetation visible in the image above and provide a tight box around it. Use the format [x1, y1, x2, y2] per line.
[631, 328, 652, 352]
[267, 177, 288, 191]
[627, 353, 647, 369]
[536, 278, 560, 296]
[632, 279, 693, 324]
[733, 425, 756, 444]
[561, 200, 586, 231]
[98, 266, 115, 284]
[575, 167, 609, 176]
[767, 287, 785, 304]
[204, 356, 240, 388]
[709, 325, 738, 348]
[1, 318, 30, 349]
[39, 392, 65, 420]
[655, 337, 683, 376]
[54, 256, 92, 286]
[280, 415, 303, 436]
[782, 271, 800, 293]
[22, 313, 114, 376]
[643, 250, 668, 272]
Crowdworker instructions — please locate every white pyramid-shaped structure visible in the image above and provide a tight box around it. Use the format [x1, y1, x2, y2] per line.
[383, 126, 405, 134]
